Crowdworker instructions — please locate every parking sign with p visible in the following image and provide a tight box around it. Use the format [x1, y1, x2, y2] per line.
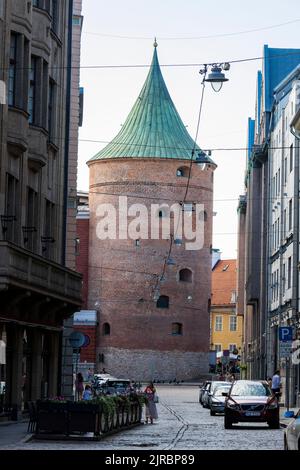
[279, 326, 293, 342]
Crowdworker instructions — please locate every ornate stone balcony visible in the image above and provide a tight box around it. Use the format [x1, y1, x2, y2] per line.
[0, 241, 82, 325]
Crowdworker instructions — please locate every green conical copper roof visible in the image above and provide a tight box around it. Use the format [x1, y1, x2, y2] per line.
[89, 45, 214, 163]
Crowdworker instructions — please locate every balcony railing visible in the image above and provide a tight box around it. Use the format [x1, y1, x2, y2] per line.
[0, 241, 82, 305]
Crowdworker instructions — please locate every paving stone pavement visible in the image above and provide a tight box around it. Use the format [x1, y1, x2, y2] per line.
[0, 386, 284, 450]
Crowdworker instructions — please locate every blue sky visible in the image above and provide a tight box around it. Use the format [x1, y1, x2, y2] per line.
[78, 0, 300, 258]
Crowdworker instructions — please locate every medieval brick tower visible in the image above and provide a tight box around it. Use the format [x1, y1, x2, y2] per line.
[87, 44, 216, 380]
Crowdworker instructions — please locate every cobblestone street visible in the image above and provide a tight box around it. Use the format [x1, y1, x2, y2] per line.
[0, 386, 284, 450]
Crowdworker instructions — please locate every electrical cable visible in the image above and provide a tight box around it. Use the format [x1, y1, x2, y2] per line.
[151, 68, 208, 299]
[83, 18, 300, 41]
[2, 48, 300, 71]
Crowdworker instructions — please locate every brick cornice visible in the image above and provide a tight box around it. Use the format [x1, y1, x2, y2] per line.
[90, 181, 213, 193]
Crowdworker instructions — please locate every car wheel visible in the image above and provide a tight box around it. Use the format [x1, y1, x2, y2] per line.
[268, 420, 280, 429]
[224, 414, 232, 429]
[210, 410, 216, 416]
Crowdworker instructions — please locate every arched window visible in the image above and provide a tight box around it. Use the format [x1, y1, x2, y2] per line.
[176, 167, 189, 177]
[179, 268, 193, 283]
[172, 323, 183, 335]
[102, 323, 111, 336]
[156, 295, 169, 309]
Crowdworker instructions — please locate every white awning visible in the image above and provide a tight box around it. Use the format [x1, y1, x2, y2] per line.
[216, 351, 238, 360]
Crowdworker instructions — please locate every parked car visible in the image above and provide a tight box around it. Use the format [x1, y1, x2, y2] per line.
[284, 409, 300, 450]
[104, 379, 131, 395]
[224, 380, 279, 429]
[92, 374, 116, 394]
[209, 383, 232, 416]
[202, 381, 231, 408]
[199, 381, 211, 404]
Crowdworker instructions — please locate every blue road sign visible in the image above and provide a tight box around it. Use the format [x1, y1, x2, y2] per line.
[279, 326, 293, 342]
[69, 331, 86, 348]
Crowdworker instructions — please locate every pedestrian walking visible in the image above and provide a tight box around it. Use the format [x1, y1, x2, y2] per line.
[271, 370, 281, 397]
[87, 368, 93, 382]
[75, 372, 84, 400]
[144, 382, 158, 424]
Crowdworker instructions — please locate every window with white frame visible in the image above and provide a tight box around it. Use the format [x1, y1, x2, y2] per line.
[288, 256, 292, 289]
[289, 199, 293, 231]
[290, 144, 293, 172]
[215, 316, 222, 332]
[283, 263, 286, 294]
[214, 344, 222, 353]
[283, 209, 286, 238]
[229, 344, 237, 353]
[284, 157, 287, 184]
[229, 316, 237, 331]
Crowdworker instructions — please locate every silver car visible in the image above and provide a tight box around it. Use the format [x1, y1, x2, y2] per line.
[202, 381, 231, 408]
[209, 384, 232, 416]
[284, 409, 300, 450]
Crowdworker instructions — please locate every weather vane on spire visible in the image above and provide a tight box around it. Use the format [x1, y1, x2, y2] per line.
[154, 37, 158, 48]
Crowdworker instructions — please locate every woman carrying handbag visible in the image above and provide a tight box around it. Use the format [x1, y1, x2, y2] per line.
[144, 382, 158, 424]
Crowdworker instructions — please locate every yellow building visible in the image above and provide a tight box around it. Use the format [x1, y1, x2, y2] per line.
[211, 260, 243, 354]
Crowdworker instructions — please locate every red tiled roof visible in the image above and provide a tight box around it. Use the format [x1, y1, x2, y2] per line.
[211, 259, 237, 306]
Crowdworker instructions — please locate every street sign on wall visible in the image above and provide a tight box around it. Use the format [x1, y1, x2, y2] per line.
[68, 331, 86, 348]
[279, 341, 292, 358]
[279, 327, 293, 342]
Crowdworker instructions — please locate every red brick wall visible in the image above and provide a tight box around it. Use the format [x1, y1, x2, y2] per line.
[76, 218, 89, 308]
[88, 158, 214, 359]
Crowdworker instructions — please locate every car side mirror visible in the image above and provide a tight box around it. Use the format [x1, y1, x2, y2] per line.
[222, 392, 228, 397]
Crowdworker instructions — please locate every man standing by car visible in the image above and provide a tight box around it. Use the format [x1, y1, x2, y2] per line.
[271, 370, 281, 397]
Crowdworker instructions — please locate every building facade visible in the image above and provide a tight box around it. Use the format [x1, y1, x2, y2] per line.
[73, 191, 98, 378]
[211, 260, 243, 355]
[238, 45, 300, 406]
[60, 0, 84, 400]
[0, 0, 82, 414]
[86, 45, 215, 381]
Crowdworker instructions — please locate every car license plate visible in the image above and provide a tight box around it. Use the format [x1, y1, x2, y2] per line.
[245, 411, 261, 417]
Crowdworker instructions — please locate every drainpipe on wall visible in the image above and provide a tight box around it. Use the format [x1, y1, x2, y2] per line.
[290, 116, 300, 407]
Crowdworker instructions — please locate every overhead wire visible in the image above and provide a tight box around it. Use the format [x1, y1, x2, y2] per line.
[2, 48, 300, 71]
[83, 18, 300, 41]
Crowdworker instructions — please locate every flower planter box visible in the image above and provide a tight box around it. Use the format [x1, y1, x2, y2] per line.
[68, 402, 100, 435]
[35, 399, 143, 438]
[37, 401, 68, 434]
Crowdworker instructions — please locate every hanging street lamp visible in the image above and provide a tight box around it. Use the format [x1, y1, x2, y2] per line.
[200, 63, 230, 92]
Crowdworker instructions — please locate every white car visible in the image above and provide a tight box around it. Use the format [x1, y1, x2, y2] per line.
[284, 409, 300, 450]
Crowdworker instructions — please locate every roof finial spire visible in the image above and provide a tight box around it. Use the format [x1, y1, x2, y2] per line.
[154, 37, 158, 48]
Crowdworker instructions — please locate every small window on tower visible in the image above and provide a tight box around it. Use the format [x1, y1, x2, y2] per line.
[176, 167, 189, 177]
[172, 323, 183, 335]
[179, 268, 193, 283]
[102, 323, 111, 336]
[156, 295, 169, 309]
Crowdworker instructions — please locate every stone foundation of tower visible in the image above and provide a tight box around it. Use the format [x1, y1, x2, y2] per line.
[99, 347, 209, 381]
